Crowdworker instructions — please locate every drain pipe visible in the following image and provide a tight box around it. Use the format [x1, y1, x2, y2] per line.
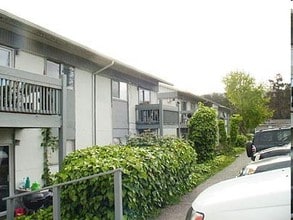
[92, 61, 115, 145]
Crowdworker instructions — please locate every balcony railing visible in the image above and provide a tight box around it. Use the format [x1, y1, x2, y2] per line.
[136, 103, 197, 131]
[0, 66, 62, 115]
[136, 103, 180, 130]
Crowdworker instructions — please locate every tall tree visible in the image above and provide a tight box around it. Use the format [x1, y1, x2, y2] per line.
[202, 92, 232, 109]
[223, 71, 273, 134]
[267, 73, 290, 119]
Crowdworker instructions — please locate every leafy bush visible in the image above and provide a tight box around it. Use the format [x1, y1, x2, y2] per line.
[188, 103, 218, 163]
[218, 119, 231, 154]
[54, 138, 196, 219]
[16, 206, 53, 220]
[235, 134, 248, 148]
[229, 114, 242, 147]
[126, 130, 175, 148]
[218, 119, 227, 146]
[16, 144, 244, 220]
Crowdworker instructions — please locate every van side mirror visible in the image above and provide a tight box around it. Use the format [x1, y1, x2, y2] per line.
[246, 141, 253, 157]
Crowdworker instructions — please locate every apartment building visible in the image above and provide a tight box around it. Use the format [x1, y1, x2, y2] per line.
[0, 10, 170, 217]
[0, 10, 231, 217]
[136, 84, 231, 138]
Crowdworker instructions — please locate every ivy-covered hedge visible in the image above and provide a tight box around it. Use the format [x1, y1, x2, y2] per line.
[55, 138, 197, 219]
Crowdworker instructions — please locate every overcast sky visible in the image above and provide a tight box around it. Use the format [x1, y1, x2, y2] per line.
[1, 0, 291, 95]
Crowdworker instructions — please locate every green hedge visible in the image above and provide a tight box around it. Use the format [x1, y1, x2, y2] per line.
[188, 103, 218, 163]
[55, 138, 196, 219]
[17, 144, 244, 220]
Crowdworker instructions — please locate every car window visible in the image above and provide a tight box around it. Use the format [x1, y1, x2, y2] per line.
[260, 150, 290, 160]
[253, 129, 291, 147]
[255, 160, 290, 173]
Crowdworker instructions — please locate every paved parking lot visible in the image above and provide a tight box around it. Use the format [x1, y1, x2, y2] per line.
[154, 151, 251, 220]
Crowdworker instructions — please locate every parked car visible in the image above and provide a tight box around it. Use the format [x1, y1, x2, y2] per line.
[185, 167, 291, 220]
[246, 127, 291, 158]
[238, 155, 291, 176]
[252, 143, 291, 161]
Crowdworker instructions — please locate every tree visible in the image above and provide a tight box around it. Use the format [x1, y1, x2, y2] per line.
[188, 103, 218, 163]
[202, 92, 232, 109]
[223, 71, 273, 134]
[267, 73, 290, 119]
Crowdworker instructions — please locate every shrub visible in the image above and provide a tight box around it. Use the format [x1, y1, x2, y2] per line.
[218, 119, 227, 146]
[188, 103, 218, 163]
[218, 119, 231, 154]
[235, 134, 248, 148]
[54, 138, 196, 219]
[229, 114, 242, 147]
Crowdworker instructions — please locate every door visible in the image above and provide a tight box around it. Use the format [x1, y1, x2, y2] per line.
[0, 146, 9, 214]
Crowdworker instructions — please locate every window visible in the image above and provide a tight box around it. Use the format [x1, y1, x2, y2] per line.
[182, 101, 187, 111]
[46, 60, 60, 79]
[112, 80, 127, 101]
[45, 60, 75, 88]
[0, 46, 13, 67]
[139, 88, 150, 104]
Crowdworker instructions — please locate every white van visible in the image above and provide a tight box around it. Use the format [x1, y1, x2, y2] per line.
[186, 167, 291, 220]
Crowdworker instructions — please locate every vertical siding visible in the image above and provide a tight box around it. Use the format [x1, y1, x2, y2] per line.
[14, 129, 43, 188]
[128, 85, 138, 136]
[95, 75, 112, 145]
[13, 51, 45, 187]
[112, 100, 128, 140]
[150, 90, 158, 104]
[75, 69, 93, 148]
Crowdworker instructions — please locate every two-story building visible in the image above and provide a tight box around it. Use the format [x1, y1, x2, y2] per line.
[0, 10, 232, 218]
[136, 84, 231, 138]
[0, 9, 171, 217]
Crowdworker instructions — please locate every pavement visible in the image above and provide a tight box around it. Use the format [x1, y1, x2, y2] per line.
[153, 151, 251, 220]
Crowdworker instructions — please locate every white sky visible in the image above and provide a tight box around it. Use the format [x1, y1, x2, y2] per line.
[1, 0, 291, 95]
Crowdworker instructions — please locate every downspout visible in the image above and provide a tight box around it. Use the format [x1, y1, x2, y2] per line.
[92, 61, 115, 145]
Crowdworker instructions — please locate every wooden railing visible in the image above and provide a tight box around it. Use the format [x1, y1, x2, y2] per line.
[0, 66, 62, 115]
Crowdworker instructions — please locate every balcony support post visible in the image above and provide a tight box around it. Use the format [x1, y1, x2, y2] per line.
[159, 99, 163, 136]
[58, 74, 67, 170]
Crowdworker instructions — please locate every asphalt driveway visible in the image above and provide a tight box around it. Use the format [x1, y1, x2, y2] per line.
[153, 151, 251, 220]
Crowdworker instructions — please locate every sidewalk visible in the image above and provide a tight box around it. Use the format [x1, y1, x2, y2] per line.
[153, 151, 251, 220]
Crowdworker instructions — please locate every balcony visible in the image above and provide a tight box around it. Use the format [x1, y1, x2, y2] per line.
[135, 103, 179, 130]
[0, 66, 64, 128]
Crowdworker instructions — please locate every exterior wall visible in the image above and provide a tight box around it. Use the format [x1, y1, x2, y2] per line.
[186, 102, 192, 111]
[75, 69, 93, 148]
[15, 51, 44, 74]
[150, 90, 158, 104]
[14, 51, 45, 187]
[14, 129, 43, 188]
[159, 84, 175, 93]
[163, 128, 177, 136]
[128, 84, 138, 136]
[95, 75, 112, 145]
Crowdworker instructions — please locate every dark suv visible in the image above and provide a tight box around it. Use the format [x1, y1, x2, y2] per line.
[246, 127, 291, 158]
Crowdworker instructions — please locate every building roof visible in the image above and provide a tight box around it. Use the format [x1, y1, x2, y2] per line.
[158, 84, 232, 112]
[0, 9, 172, 86]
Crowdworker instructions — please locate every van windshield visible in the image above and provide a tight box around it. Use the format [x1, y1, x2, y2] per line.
[253, 129, 291, 150]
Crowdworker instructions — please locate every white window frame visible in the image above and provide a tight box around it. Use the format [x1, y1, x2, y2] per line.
[45, 60, 75, 89]
[0, 45, 14, 68]
[112, 80, 128, 101]
[138, 88, 151, 104]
